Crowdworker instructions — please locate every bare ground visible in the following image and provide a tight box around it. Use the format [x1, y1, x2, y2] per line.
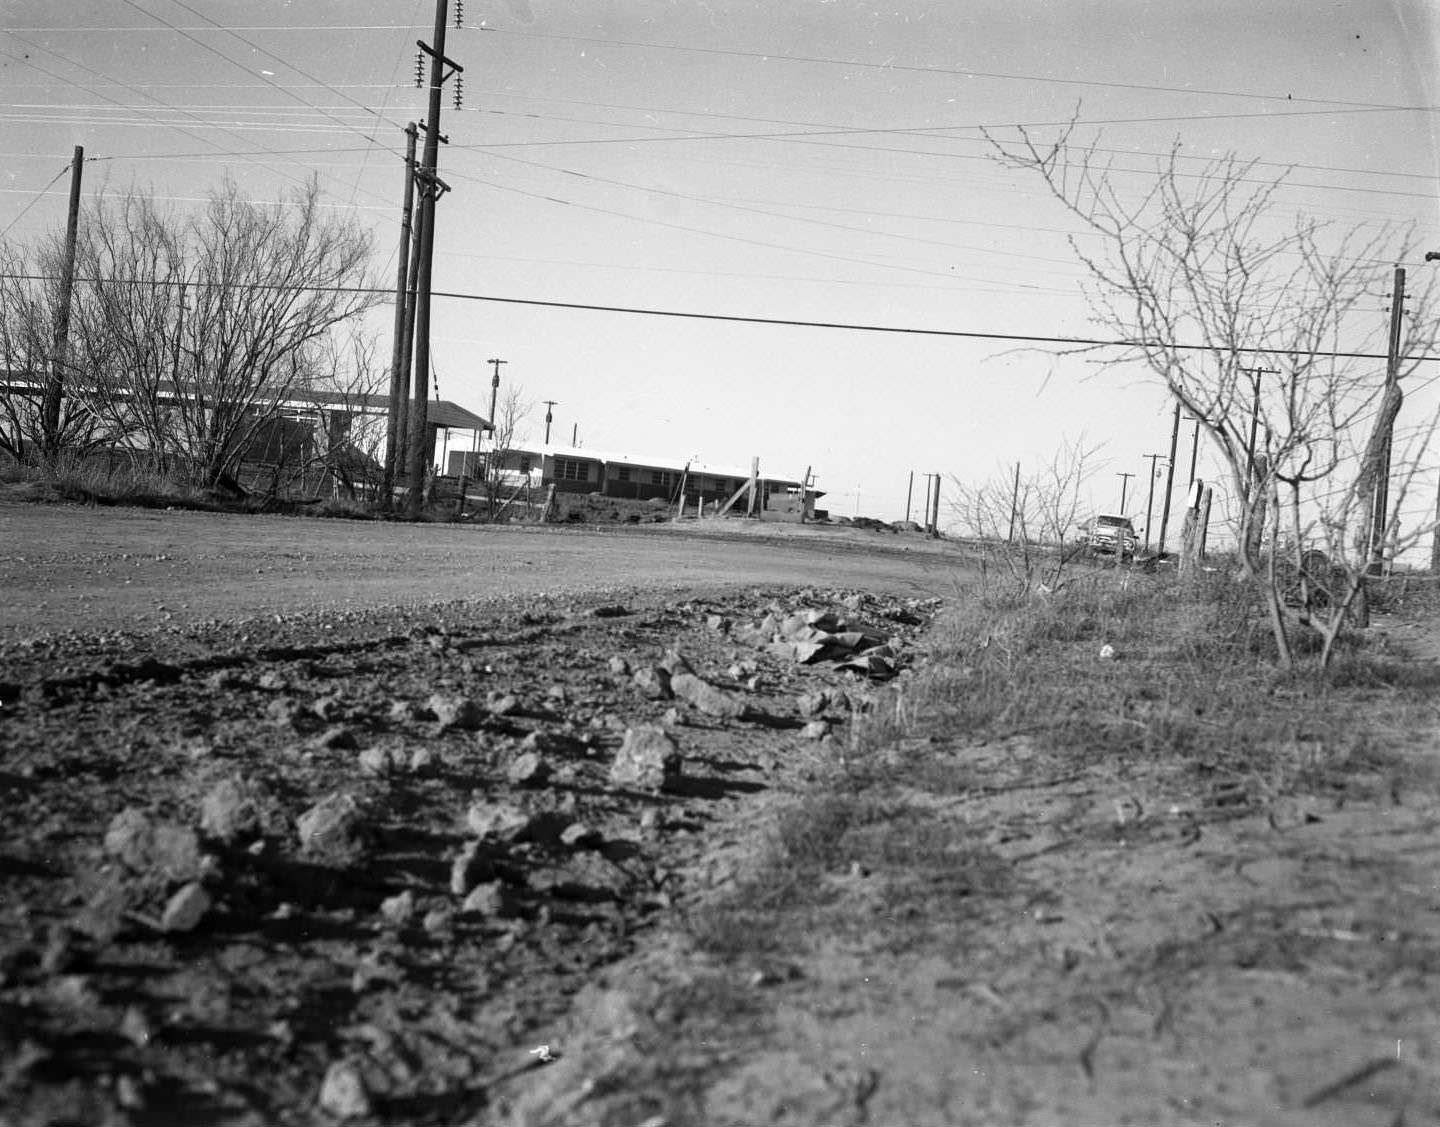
[3, 502, 1440, 1127]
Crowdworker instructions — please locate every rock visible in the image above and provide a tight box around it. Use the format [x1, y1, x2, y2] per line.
[311, 695, 346, 722]
[422, 907, 453, 935]
[379, 890, 415, 925]
[632, 665, 673, 700]
[103, 810, 204, 883]
[358, 743, 404, 777]
[560, 822, 600, 849]
[465, 801, 532, 841]
[256, 670, 287, 692]
[800, 720, 830, 741]
[160, 882, 211, 933]
[387, 699, 421, 724]
[407, 747, 436, 776]
[658, 649, 694, 676]
[507, 751, 550, 787]
[120, 1005, 153, 1048]
[426, 693, 486, 729]
[530, 853, 632, 901]
[796, 690, 831, 719]
[589, 605, 631, 618]
[200, 777, 262, 844]
[313, 725, 359, 751]
[660, 707, 684, 727]
[450, 840, 496, 896]
[705, 614, 730, 633]
[669, 673, 747, 719]
[727, 659, 759, 679]
[610, 727, 681, 791]
[460, 880, 520, 918]
[485, 691, 520, 717]
[295, 793, 367, 862]
[607, 656, 630, 676]
[318, 1060, 372, 1120]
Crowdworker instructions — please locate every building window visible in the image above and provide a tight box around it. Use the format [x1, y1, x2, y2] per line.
[617, 466, 631, 482]
[555, 458, 588, 481]
[650, 470, 676, 488]
[519, 456, 532, 475]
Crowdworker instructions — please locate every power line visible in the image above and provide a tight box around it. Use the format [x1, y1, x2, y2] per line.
[482, 27, 1439, 115]
[469, 88, 1440, 185]
[0, 164, 72, 240]
[5, 270, 1434, 363]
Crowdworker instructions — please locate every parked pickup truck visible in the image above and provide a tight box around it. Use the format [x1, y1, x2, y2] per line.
[1080, 514, 1138, 559]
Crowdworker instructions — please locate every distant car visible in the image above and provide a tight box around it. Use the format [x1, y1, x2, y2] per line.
[1081, 514, 1138, 559]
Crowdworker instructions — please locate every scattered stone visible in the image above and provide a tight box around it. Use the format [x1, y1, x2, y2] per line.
[120, 1006, 153, 1049]
[610, 726, 681, 792]
[507, 751, 551, 787]
[103, 810, 204, 883]
[461, 881, 520, 918]
[639, 808, 663, 834]
[632, 666, 673, 700]
[530, 853, 632, 901]
[426, 693, 486, 729]
[160, 882, 211, 933]
[115, 1074, 145, 1111]
[485, 692, 520, 718]
[465, 801, 532, 841]
[318, 1060, 372, 1120]
[311, 694, 346, 722]
[800, 720, 830, 741]
[607, 655, 630, 676]
[312, 725, 359, 752]
[670, 673, 747, 719]
[422, 907, 453, 935]
[407, 747, 437, 776]
[295, 793, 367, 862]
[838, 653, 896, 680]
[75, 878, 129, 944]
[727, 659, 759, 679]
[379, 890, 415, 925]
[450, 840, 496, 897]
[358, 743, 405, 777]
[387, 699, 422, 724]
[796, 690, 831, 718]
[659, 649, 694, 676]
[560, 822, 600, 849]
[589, 605, 631, 618]
[256, 670, 288, 692]
[660, 708, 684, 727]
[265, 697, 306, 729]
[705, 614, 730, 633]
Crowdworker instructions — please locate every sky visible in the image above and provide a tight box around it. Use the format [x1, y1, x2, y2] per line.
[3, 0, 1439, 533]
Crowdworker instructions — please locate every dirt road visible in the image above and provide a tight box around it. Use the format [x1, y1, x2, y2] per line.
[0, 503, 957, 640]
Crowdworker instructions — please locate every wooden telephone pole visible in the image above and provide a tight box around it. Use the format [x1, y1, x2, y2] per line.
[41, 145, 84, 458]
[382, 124, 418, 507]
[405, 0, 463, 517]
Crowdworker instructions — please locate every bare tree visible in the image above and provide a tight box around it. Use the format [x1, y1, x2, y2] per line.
[986, 120, 1440, 668]
[479, 386, 535, 520]
[0, 238, 112, 464]
[949, 436, 1102, 595]
[47, 177, 380, 489]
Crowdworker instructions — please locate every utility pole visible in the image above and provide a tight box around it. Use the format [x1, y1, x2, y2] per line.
[1183, 414, 1202, 486]
[1007, 462, 1021, 543]
[41, 145, 84, 457]
[382, 124, 419, 507]
[929, 472, 942, 536]
[1157, 400, 1182, 556]
[1142, 455, 1164, 551]
[904, 471, 914, 524]
[1370, 266, 1407, 571]
[485, 357, 506, 434]
[920, 473, 936, 533]
[406, 0, 462, 517]
[1117, 471, 1135, 515]
[542, 400, 557, 445]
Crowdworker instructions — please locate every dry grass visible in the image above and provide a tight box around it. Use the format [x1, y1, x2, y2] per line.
[690, 566, 1440, 969]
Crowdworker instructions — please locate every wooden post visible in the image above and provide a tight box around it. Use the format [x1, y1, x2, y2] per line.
[747, 457, 760, 518]
[800, 465, 811, 523]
